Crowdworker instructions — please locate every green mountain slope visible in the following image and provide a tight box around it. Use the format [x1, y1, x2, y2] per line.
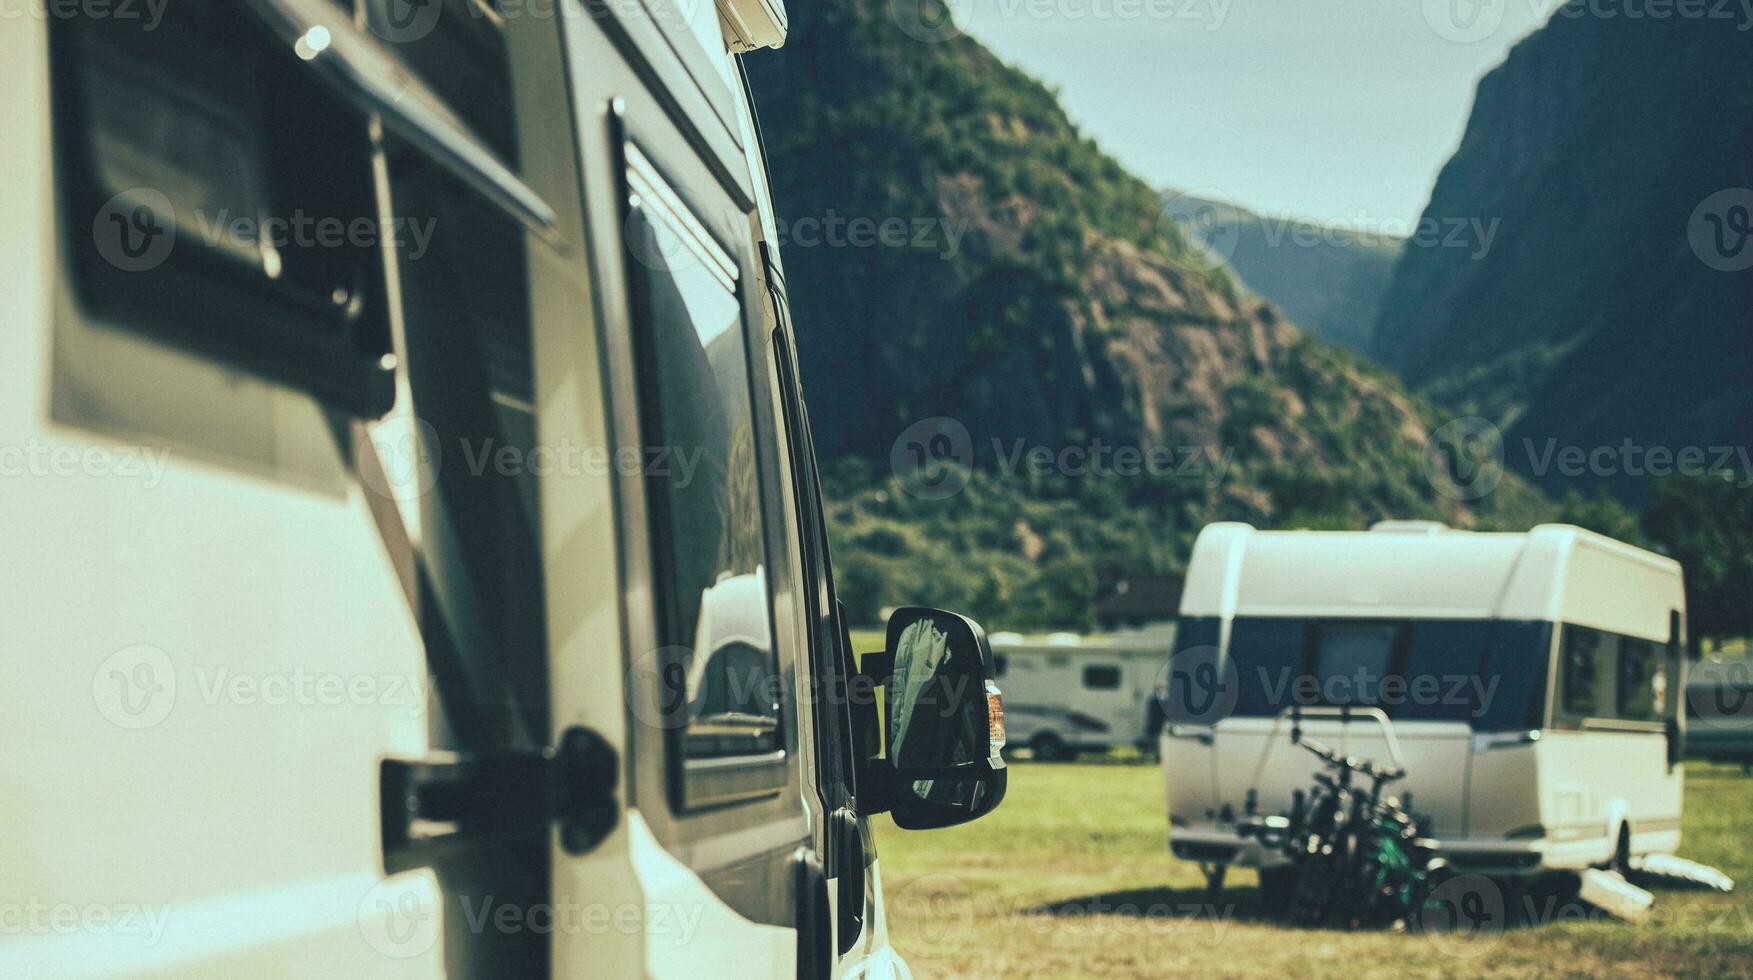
[746, 0, 1550, 628]
[1160, 192, 1402, 353]
[1372, 8, 1753, 501]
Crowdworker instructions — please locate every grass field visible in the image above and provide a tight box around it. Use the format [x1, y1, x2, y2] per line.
[875, 761, 1753, 979]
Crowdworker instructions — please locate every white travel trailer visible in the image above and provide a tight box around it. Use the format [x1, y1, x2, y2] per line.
[1164, 521, 1688, 888]
[5, 3, 1006, 978]
[990, 628, 1172, 760]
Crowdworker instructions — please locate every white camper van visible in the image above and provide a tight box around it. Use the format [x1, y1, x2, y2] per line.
[1164, 521, 1687, 888]
[6, 3, 1006, 977]
[990, 628, 1172, 760]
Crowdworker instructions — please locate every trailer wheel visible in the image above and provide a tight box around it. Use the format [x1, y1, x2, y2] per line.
[1029, 733, 1068, 762]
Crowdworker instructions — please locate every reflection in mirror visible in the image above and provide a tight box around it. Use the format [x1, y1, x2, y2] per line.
[888, 613, 982, 771]
[880, 607, 1008, 830]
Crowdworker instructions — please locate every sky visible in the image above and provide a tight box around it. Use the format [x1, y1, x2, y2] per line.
[955, 0, 1556, 228]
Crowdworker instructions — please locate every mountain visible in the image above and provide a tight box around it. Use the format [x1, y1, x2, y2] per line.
[1372, 7, 1753, 500]
[1160, 192, 1402, 353]
[745, 0, 1549, 627]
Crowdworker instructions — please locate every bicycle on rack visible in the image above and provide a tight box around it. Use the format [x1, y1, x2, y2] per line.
[1238, 714, 1451, 928]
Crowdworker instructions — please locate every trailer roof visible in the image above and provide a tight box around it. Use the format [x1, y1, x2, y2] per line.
[1179, 522, 1684, 642]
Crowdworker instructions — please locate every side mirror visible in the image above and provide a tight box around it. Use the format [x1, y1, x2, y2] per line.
[862, 607, 1006, 830]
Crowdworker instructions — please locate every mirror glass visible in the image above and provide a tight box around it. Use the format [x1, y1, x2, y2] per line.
[887, 609, 987, 770]
[883, 607, 1008, 829]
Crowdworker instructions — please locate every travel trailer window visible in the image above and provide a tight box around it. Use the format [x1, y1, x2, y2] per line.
[1561, 626, 1610, 716]
[1403, 620, 1549, 729]
[1176, 616, 1550, 731]
[1083, 665, 1121, 690]
[1617, 637, 1666, 721]
[1310, 623, 1402, 704]
[625, 152, 782, 765]
[1218, 618, 1304, 717]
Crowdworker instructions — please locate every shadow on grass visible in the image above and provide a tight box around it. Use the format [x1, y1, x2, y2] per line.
[1028, 872, 1704, 934]
[1025, 884, 1274, 923]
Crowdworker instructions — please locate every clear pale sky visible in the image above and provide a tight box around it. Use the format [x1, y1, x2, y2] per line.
[957, 0, 1554, 228]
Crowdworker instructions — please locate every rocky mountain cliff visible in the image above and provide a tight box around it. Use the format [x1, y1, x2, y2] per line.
[1160, 192, 1401, 354]
[744, 0, 1549, 626]
[1372, 6, 1753, 500]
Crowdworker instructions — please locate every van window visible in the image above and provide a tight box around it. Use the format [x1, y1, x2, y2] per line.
[1083, 665, 1120, 690]
[625, 156, 781, 761]
[1617, 637, 1666, 721]
[1561, 626, 1608, 716]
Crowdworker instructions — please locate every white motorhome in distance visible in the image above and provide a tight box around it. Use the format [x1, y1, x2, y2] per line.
[1163, 521, 1688, 891]
[990, 627, 1173, 760]
[6, 3, 1007, 977]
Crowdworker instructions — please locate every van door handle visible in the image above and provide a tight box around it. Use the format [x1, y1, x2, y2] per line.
[380, 726, 618, 872]
[243, 0, 562, 244]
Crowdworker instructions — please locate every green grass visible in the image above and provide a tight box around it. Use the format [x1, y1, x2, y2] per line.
[876, 762, 1753, 978]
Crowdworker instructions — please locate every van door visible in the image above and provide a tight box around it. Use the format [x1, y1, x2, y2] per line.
[547, 2, 816, 975]
[27, 2, 583, 975]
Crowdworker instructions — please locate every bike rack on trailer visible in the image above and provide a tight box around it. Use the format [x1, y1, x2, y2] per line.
[1196, 705, 1411, 899]
[1241, 704, 1409, 814]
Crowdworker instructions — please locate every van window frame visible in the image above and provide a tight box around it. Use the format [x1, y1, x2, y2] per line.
[615, 133, 792, 811]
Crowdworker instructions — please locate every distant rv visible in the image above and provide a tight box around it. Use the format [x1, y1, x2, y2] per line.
[1163, 521, 1689, 890]
[991, 628, 1173, 760]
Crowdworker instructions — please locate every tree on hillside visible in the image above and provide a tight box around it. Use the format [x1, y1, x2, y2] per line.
[1641, 473, 1753, 654]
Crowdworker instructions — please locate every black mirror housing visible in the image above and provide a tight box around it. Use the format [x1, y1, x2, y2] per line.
[858, 607, 1007, 830]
